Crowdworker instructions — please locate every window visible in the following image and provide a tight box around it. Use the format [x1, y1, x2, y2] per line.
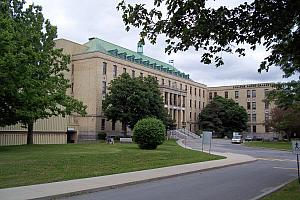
[195, 100, 197, 108]
[252, 114, 256, 122]
[182, 96, 186, 107]
[173, 94, 177, 106]
[164, 92, 168, 105]
[235, 91, 239, 99]
[182, 110, 185, 122]
[265, 124, 270, 133]
[194, 113, 197, 121]
[102, 62, 107, 75]
[214, 92, 217, 97]
[190, 99, 192, 108]
[123, 68, 126, 73]
[247, 102, 251, 110]
[132, 70, 135, 78]
[225, 91, 228, 98]
[248, 114, 251, 121]
[203, 102, 205, 108]
[185, 85, 187, 91]
[252, 90, 256, 98]
[199, 89, 201, 97]
[253, 125, 256, 133]
[180, 83, 182, 90]
[265, 113, 269, 122]
[199, 101, 201, 109]
[264, 89, 269, 97]
[247, 90, 250, 98]
[162, 78, 164, 85]
[265, 102, 269, 109]
[112, 120, 116, 131]
[195, 88, 197, 95]
[203, 90, 205, 98]
[102, 81, 107, 95]
[169, 93, 173, 105]
[101, 119, 105, 130]
[252, 102, 256, 110]
[209, 92, 212, 100]
[190, 86, 192, 95]
[168, 80, 171, 87]
[189, 111, 192, 119]
[140, 72, 143, 78]
[113, 65, 117, 77]
[71, 64, 74, 76]
[71, 83, 74, 94]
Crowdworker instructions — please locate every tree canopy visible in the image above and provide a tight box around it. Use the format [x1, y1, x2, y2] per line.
[269, 107, 300, 139]
[117, 0, 300, 76]
[199, 96, 248, 135]
[102, 73, 171, 136]
[0, 0, 86, 144]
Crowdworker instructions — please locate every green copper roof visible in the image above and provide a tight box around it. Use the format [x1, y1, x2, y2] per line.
[84, 38, 190, 79]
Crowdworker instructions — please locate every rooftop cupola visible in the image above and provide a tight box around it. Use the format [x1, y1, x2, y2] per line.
[137, 42, 143, 55]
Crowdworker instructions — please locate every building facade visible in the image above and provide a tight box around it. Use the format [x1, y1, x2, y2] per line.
[208, 84, 275, 135]
[55, 37, 207, 139]
[0, 37, 275, 145]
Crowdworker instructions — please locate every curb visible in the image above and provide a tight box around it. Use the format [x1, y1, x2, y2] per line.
[249, 178, 296, 200]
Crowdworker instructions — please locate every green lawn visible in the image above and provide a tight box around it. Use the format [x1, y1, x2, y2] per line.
[0, 140, 223, 189]
[261, 180, 300, 200]
[244, 141, 291, 151]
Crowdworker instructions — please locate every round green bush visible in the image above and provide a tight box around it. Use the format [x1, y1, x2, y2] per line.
[133, 117, 166, 149]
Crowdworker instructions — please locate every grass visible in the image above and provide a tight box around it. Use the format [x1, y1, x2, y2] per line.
[244, 141, 291, 151]
[261, 179, 300, 200]
[0, 140, 223, 189]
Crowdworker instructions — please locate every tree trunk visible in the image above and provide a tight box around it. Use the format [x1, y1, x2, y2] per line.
[122, 122, 127, 137]
[27, 122, 34, 145]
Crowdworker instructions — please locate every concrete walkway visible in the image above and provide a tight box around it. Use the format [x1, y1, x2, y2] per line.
[0, 140, 256, 200]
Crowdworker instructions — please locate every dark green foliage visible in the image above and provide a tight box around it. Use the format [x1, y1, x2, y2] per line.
[102, 73, 171, 135]
[117, 0, 300, 75]
[97, 132, 107, 140]
[133, 117, 166, 149]
[117, 0, 300, 109]
[0, 0, 86, 143]
[199, 96, 248, 135]
[267, 81, 300, 109]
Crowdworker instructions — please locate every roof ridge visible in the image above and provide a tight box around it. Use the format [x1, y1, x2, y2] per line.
[84, 37, 189, 79]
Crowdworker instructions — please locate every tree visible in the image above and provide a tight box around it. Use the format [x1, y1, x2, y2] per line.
[117, 0, 300, 108]
[199, 96, 248, 136]
[270, 107, 300, 140]
[117, 0, 300, 74]
[0, 0, 86, 144]
[102, 73, 170, 136]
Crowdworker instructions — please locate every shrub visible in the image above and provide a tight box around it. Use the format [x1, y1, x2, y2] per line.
[97, 132, 107, 140]
[133, 117, 166, 149]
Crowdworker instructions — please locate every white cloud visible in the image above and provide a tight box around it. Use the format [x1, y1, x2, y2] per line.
[28, 0, 295, 87]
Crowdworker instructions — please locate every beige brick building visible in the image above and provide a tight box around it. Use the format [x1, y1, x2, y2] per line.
[208, 84, 275, 136]
[0, 37, 275, 145]
[55, 37, 208, 140]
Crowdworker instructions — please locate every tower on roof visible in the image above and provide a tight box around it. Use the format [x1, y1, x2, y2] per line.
[137, 42, 143, 55]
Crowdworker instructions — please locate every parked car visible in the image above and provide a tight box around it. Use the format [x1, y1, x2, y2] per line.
[232, 135, 243, 144]
[245, 135, 253, 141]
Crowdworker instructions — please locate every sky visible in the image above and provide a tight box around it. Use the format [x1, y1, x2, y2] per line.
[27, 0, 295, 87]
